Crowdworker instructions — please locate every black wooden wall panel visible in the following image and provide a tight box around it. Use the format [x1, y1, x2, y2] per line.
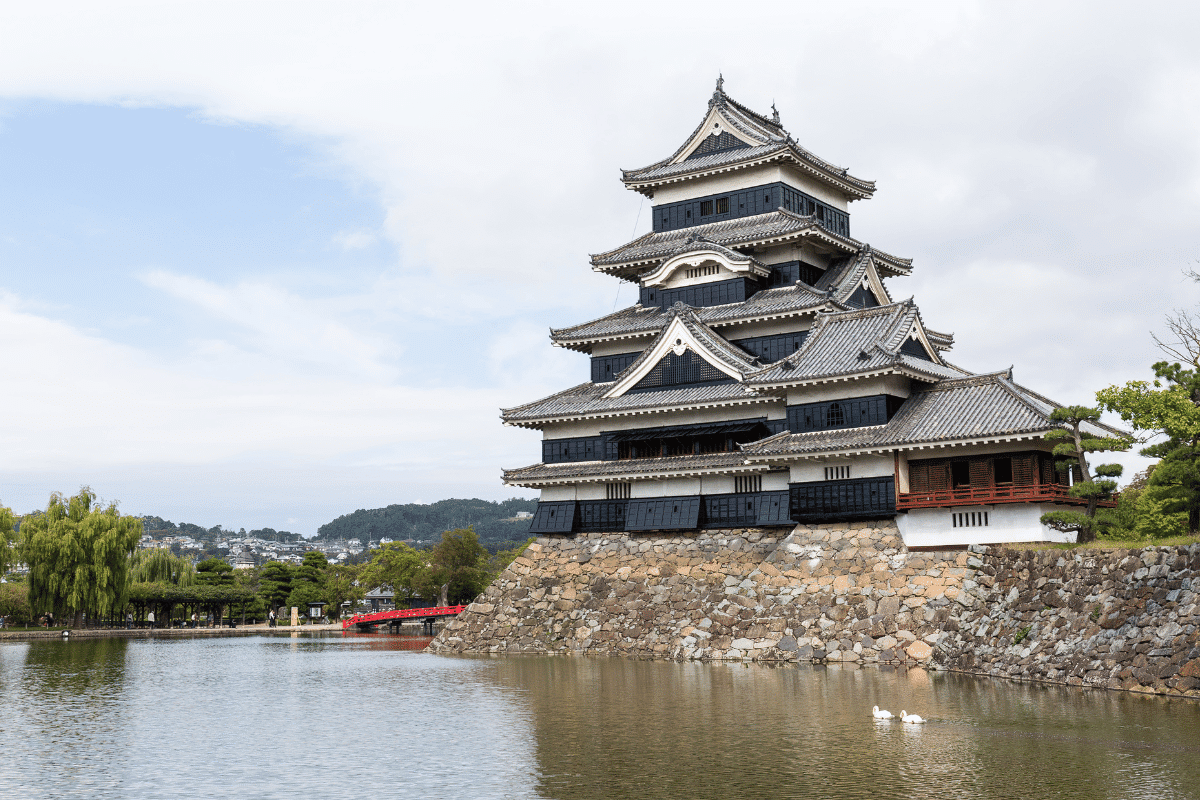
[732, 331, 809, 363]
[685, 132, 748, 160]
[640, 277, 759, 310]
[577, 500, 628, 532]
[625, 496, 703, 531]
[703, 492, 759, 527]
[786, 395, 904, 433]
[789, 477, 895, 522]
[898, 337, 932, 361]
[845, 285, 879, 309]
[756, 490, 792, 525]
[528, 501, 579, 534]
[542, 436, 605, 464]
[591, 351, 640, 383]
[766, 260, 825, 287]
[627, 349, 733, 393]
[651, 181, 850, 237]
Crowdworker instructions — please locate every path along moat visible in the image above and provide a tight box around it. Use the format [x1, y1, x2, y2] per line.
[0, 632, 1197, 800]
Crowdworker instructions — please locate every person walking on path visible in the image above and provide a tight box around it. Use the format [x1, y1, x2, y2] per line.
[269, 609, 276, 628]
[147, 610, 155, 630]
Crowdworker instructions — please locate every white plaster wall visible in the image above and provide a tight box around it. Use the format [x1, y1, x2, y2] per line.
[700, 475, 736, 494]
[588, 338, 652, 358]
[789, 454, 893, 482]
[785, 375, 912, 405]
[575, 483, 606, 500]
[540, 485, 576, 501]
[662, 477, 702, 496]
[897, 504, 1076, 548]
[540, 401, 783, 439]
[761, 472, 790, 491]
[718, 317, 812, 341]
[631, 480, 664, 498]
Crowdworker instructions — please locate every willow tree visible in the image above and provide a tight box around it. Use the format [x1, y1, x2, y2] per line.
[130, 547, 196, 586]
[0, 503, 16, 577]
[20, 488, 142, 627]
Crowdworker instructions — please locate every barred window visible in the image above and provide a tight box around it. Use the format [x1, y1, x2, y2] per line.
[734, 475, 761, 494]
[826, 402, 844, 427]
[824, 466, 850, 481]
[606, 482, 631, 500]
[699, 200, 714, 216]
[715, 197, 728, 214]
[952, 511, 988, 528]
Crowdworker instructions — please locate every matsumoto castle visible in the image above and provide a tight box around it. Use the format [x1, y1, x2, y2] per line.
[503, 79, 1111, 548]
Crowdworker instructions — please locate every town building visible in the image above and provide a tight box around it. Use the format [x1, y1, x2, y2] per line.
[503, 79, 1118, 547]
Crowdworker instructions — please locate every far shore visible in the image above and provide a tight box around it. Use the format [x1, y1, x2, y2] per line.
[0, 620, 432, 642]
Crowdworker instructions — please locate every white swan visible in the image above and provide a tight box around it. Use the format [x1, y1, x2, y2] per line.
[872, 706, 894, 719]
[900, 710, 926, 724]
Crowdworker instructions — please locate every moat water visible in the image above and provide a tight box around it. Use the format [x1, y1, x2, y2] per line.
[0, 633, 1197, 800]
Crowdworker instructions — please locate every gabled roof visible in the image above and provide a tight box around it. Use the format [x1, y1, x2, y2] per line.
[744, 301, 961, 389]
[640, 234, 769, 287]
[590, 209, 911, 278]
[740, 371, 1124, 459]
[621, 80, 876, 201]
[603, 303, 761, 399]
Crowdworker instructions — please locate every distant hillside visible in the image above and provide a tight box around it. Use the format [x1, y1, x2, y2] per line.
[314, 497, 538, 544]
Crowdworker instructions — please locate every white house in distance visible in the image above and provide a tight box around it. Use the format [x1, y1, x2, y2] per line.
[502, 79, 1119, 548]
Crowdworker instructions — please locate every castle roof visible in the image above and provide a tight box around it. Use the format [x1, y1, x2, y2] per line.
[740, 371, 1126, 459]
[502, 451, 778, 487]
[589, 209, 911, 278]
[621, 80, 876, 201]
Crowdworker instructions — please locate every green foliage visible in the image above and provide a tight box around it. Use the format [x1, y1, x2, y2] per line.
[0, 582, 31, 625]
[0, 503, 16, 576]
[196, 557, 235, 586]
[489, 537, 534, 579]
[1100, 361, 1200, 533]
[295, 551, 328, 584]
[286, 580, 325, 616]
[321, 564, 363, 620]
[130, 547, 196, 586]
[1039, 407, 1129, 543]
[315, 498, 537, 544]
[358, 542, 431, 606]
[258, 561, 294, 610]
[19, 488, 142, 624]
[1013, 625, 1032, 645]
[427, 527, 492, 606]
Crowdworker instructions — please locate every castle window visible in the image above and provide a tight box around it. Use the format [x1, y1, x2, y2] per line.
[994, 457, 1013, 484]
[951, 461, 971, 488]
[715, 197, 728, 214]
[606, 482, 631, 500]
[734, 475, 761, 494]
[700, 200, 713, 216]
[826, 402, 844, 427]
[824, 466, 850, 481]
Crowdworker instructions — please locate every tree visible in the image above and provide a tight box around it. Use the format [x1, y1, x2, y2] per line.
[130, 547, 196, 586]
[286, 551, 329, 621]
[258, 561, 294, 612]
[321, 563, 363, 620]
[358, 542, 430, 606]
[427, 527, 492, 606]
[196, 557, 235, 586]
[1038, 406, 1130, 543]
[19, 488, 142, 626]
[1098, 360, 1200, 533]
[0, 503, 16, 577]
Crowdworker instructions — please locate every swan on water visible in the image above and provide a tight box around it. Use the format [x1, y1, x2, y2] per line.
[900, 711, 925, 724]
[872, 706, 894, 719]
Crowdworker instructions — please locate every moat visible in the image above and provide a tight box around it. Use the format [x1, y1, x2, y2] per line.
[1, 633, 1198, 800]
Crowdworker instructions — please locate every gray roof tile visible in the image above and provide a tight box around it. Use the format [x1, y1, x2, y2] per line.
[503, 451, 773, 484]
[500, 380, 772, 427]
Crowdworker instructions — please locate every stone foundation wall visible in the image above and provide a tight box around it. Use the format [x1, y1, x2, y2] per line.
[429, 524, 1200, 698]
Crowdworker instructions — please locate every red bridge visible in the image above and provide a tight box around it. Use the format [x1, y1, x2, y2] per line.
[342, 605, 466, 634]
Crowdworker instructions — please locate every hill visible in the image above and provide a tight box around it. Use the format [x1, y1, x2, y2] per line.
[314, 497, 537, 545]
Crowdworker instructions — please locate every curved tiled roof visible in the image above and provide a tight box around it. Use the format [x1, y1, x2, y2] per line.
[502, 451, 775, 486]
[589, 210, 913, 283]
[620, 84, 875, 200]
[549, 283, 832, 350]
[500, 380, 774, 428]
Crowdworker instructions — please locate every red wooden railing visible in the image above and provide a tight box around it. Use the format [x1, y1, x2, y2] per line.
[341, 605, 466, 630]
[897, 483, 1118, 510]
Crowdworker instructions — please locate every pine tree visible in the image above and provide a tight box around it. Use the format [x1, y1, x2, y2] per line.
[1038, 407, 1130, 543]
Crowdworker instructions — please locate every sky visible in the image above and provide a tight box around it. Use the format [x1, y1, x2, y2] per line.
[0, 1, 1198, 535]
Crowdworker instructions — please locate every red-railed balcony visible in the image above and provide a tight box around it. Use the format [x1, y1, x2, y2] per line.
[897, 483, 1118, 510]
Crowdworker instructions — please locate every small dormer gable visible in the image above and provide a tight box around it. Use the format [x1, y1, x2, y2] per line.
[604, 304, 758, 399]
[640, 236, 770, 290]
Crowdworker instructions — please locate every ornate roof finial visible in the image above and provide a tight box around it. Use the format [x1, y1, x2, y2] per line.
[771, 102, 780, 125]
[716, 73, 724, 94]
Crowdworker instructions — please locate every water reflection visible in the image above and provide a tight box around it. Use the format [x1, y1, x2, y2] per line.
[488, 658, 1200, 800]
[0, 636, 1197, 800]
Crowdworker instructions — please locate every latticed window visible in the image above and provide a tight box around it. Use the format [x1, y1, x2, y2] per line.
[734, 475, 761, 494]
[606, 482, 631, 499]
[826, 402, 844, 427]
[630, 350, 728, 392]
[824, 465, 850, 481]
